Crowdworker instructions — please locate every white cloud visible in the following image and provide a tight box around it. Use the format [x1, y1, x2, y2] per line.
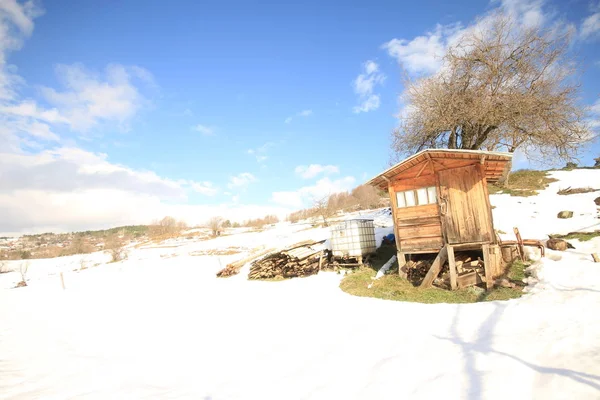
[352, 60, 385, 113]
[228, 172, 257, 189]
[382, 26, 449, 75]
[39, 63, 152, 132]
[294, 164, 339, 179]
[190, 181, 218, 196]
[0, 146, 284, 235]
[353, 95, 380, 114]
[0, 0, 42, 102]
[192, 124, 215, 136]
[284, 109, 313, 123]
[581, 12, 600, 39]
[271, 176, 356, 208]
[382, 0, 550, 76]
[246, 141, 274, 163]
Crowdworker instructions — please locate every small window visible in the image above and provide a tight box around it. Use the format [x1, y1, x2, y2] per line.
[416, 188, 428, 205]
[396, 192, 406, 208]
[427, 186, 437, 203]
[405, 190, 416, 207]
[395, 186, 437, 208]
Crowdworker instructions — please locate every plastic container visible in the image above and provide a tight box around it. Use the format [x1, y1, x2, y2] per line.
[330, 219, 376, 258]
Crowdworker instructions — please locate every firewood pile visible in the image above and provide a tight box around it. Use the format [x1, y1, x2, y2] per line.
[216, 247, 275, 278]
[248, 242, 325, 280]
[455, 256, 484, 276]
[406, 252, 486, 287]
[406, 259, 433, 284]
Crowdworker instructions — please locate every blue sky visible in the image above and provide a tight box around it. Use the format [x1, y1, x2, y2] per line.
[0, 0, 599, 234]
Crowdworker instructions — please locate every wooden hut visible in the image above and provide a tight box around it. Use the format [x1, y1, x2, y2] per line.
[367, 149, 513, 290]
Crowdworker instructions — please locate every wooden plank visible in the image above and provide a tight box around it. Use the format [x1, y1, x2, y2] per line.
[447, 245, 457, 290]
[437, 165, 494, 244]
[391, 175, 436, 191]
[396, 216, 441, 227]
[478, 164, 497, 244]
[483, 244, 493, 290]
[414, 160, 430, 179]
[400, 237, 444, 252]
[457, 271, 484, 289]
[592, 253, 600, 263]
[395, 203, 439, 219]
[420, 245, 448, 288]
[397, 224, 442, 238]
[398, 252, 407, 278]
[387, 183, 400, 253]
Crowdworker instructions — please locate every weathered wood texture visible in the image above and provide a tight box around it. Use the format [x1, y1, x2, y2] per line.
[438, 165, 494, 244]
[447, 245, 458, 290]
[420, 245, 448, 288]
[394, 203, 443, 253]
[457, 271, 484, 289]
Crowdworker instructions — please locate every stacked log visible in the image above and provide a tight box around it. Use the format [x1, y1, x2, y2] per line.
[216, 247, 275, 278]
[248, 244, 323, 280]
[406, 260, 433, 284]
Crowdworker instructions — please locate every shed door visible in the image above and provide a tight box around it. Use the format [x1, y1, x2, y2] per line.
[437, 165, 493, 244]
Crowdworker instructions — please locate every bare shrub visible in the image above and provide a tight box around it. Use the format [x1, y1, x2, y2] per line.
[351, 184, 382, 210]
[151, 216, 187, 237]
[208, 216, 224, 237]
[105, 236, 127, 262]
[16, 262, 29, 287]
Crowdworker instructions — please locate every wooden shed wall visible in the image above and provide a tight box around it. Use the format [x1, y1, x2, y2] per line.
[388, 173, 444, 253]
[387, 159, 497, 254]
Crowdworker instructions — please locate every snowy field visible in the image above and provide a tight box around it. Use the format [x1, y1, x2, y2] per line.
[1, 169, 600, 399]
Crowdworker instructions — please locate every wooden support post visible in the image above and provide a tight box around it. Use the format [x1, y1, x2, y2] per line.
[397, 252, 407, 279]
[318, 253, 324, 270]
[60, 272, 66, 290]
[482, 244, 493, 290]
[414, 160, 429, 179]
[420, 245, 448, 288]
[447, 245, 457, 290]
[513, 227, 525, 261]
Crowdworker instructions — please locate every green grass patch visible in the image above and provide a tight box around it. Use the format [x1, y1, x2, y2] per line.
[507, 260, 528, 282]
[488, 169, 557, 197]
[549, 231, 600, 242]
[339, 244, 526, 304]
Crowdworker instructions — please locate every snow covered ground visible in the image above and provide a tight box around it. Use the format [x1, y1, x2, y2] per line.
[1, 169, 599, 399]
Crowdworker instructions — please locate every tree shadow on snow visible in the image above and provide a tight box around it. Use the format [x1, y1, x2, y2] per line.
[436, 304, 600, 399]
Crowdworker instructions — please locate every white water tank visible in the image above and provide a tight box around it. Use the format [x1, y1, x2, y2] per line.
[330, 219, 376, 258]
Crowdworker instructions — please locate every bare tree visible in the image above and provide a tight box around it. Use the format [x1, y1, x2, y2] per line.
[208, 216, 224, 237]
[152, 216, 187, 236]
[393, 13, 592, 164]
[351, 184, 382, 210]
[313, 196, 337, 227]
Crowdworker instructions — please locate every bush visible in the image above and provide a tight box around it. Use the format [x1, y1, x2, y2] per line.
[105, 236, 127, 262]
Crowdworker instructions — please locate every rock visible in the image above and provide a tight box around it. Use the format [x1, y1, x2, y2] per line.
[557, 211, 573, 219]
[495, 278, 516, 288]
[546, 238, 575, 251]
[594, 197, 600, 206]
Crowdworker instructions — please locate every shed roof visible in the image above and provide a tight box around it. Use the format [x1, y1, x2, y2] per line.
[367, 149, 513, 190]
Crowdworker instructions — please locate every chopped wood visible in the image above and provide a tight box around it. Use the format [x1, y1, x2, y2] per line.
[593, 253, 600, 263]
[248, 242, 325, 280]
[216, 247, 276, 278]
[420, 245, 449, 288]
